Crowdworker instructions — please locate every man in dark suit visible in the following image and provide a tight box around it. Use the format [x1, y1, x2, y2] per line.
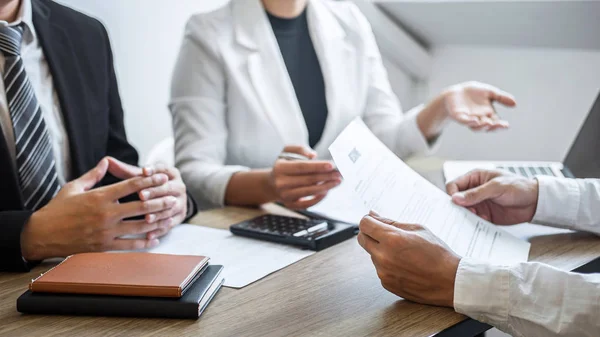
[0, 0, 196, 271]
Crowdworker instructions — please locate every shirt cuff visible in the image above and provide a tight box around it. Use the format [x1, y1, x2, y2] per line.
[454, 257, 510, 327]
[532, 176, 580, 228]
[396, 104, 440, 157]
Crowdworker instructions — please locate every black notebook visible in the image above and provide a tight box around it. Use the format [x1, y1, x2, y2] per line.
[17, 265, 224, 319]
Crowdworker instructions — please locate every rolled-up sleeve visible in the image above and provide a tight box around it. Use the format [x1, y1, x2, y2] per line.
[169, 16, 249, 209]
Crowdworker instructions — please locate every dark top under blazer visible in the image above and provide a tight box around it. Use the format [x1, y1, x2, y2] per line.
[0, 0, 196, 272]
[267, 10, 329, 148]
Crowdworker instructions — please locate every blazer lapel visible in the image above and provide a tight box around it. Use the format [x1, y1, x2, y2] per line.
[32, 0, 92, 177]
[233, 0, 308, 145]
[0, 132, 23, 208]
[306, 0, 355, 154]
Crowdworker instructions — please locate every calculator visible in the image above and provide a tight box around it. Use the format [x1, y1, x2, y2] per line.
[230, 214, 356, 251]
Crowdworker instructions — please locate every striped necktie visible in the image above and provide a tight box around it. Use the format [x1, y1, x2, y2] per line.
[0, 24, 60, 210]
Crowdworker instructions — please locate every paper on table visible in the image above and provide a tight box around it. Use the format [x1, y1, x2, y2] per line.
[146, 225, 315, 288]
[306, 180, 369, 225]
[328, 119, 531, 264]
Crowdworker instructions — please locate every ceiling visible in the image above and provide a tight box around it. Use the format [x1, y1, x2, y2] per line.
[377, 0, 600, 50]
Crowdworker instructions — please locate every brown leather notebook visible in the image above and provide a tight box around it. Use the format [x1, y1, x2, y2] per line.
[30, 252, 209, 298]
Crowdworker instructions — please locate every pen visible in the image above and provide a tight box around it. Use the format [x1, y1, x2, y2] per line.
[277, 152, 340, 172]
[277, 152, 312, 161]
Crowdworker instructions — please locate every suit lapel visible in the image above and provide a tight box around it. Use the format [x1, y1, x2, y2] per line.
[233, 0, 308, 145]
[32, 0, 91, 177]
[306, 0, 354, 153]
[0, 131, 23, 208]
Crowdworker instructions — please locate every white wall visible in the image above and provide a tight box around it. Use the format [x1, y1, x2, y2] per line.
[428, 45, 600, 161]
[57, 0, 230, 163]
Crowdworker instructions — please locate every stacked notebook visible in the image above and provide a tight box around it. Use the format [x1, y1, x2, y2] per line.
[17, 252, 224, 319]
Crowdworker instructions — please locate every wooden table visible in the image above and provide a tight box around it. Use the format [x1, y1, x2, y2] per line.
[2, 161, 600, 336]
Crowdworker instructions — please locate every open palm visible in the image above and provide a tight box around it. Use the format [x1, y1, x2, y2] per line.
[444, 81, 517, 132]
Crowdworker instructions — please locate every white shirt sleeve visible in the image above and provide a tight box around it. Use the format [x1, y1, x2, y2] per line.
[533, 176, 600, 235]
[454, 258, 600, 337]
[454, 177, 600, 336]
[349, 6, 437, 159]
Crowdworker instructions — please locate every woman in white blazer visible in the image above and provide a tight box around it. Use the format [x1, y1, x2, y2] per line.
[170, 0, 517, 210]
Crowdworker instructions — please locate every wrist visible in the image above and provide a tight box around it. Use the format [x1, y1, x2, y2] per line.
[263, 169, 279, 201]
[529, 177, 541, 222]
[225, 170, 278, 206]
[21, 210, 49, 261]
[417, 91, 450, 140]
[443, 255, 461, 308]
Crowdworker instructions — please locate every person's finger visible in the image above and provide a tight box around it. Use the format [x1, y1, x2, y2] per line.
[470, 125, 487, 132]
[276, 160, 336, 175]
[146, 227, 170, 241]
[446, 170, 482, 195]
[280, 179, 341, 202]
[368, 214, 423, 232]
[110, 238, 160, 251]
[115, 196, 177, 219]
[114, 218, 170, 237]
[485, 122, 510, 132]
[452, 180, 504, 207]
[478, 116, 495, 128]
[145, 204, 181, 223]
[359, 215, 394, 242]
[146, 216, 181, 240]
[283, 145, 317, 159]
[144, 163, 180, 180]
[139, 181, 185, 201]
[71, 158, 109, 191]
[106, 157, 143, 180]
[454, 112, 478, 124]
[276, 171, 342, 190]
[284, 193, 328, 210]
[102, 174, 169, 200]
[489, 88, 517, 107]
[357, 232, 379, 254]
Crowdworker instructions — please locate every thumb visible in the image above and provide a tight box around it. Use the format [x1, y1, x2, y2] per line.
[107, 157, 143, 179]
[283, 145, 317, 159]
[73, 158, 109, 191]
[368, 211, 399, 227]
[452, 181, 502, 207]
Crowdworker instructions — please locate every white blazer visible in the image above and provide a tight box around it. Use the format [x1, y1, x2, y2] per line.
[170, 0, 432, 208]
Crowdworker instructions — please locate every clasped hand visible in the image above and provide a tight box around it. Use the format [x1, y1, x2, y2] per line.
[20, 157, 187, 261]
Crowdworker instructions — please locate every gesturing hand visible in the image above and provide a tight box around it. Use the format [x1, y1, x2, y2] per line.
[21, 158, 177, 261]
[358, 212, 460, 308]
[444, 81, 517, 131]
[269, 145, 341, 210]
[446, 169, 539, 225]
[106, 158, 188, 240]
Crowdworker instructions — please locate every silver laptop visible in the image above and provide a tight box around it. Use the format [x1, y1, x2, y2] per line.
[443, 92, 600, 182]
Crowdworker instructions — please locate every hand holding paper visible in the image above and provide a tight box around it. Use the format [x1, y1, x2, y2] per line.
[328, 118, 530, 264]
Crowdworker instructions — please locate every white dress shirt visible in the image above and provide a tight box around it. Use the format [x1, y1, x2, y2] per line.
[454, 176, 600, 337]
[0, 0, 71, 184]
[170, 0, 433, 209]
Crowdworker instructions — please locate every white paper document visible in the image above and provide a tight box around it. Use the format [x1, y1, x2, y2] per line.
[146, 225, 315, 288]
[328, 119, 531, 264]
[307, 180, 369, 224]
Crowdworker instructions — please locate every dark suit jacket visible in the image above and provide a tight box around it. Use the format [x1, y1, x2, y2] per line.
[0, 0, 196, 272]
